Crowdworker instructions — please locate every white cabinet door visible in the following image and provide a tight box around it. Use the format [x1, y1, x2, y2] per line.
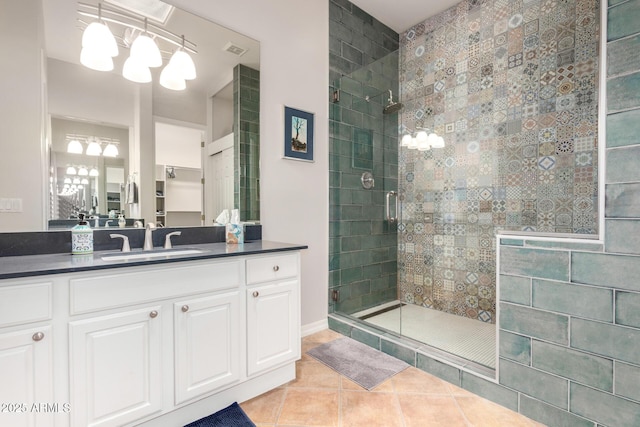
[174, 291, 241, 405]
[247, 279, 299, 376]
[69, 306, 163, 427]
[0, 326, 52, 427]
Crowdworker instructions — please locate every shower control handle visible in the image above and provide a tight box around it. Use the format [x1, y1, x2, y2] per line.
[386, 191, 398, 223]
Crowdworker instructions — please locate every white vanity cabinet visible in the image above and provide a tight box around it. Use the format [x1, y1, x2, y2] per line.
[0, 248, 303, 427]
[67, 259, 244, 427]
[246, 253, 301, 376]
[0, 281, 53, 427]
[173, 290, 241, 405]
[69, 306, 163, 427]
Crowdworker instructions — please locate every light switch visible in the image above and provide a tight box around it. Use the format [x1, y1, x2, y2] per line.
[11, 198, 22, 212]
[0, 198, 10, 211]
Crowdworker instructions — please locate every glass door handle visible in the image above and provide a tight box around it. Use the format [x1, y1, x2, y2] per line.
[386, 191, 398, 223]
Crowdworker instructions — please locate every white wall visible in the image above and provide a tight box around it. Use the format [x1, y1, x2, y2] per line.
[167, 0, 330, 330]
[155, 122, 203, 169]
[48, 59, 136, 127]
[0, 0, 46, 231]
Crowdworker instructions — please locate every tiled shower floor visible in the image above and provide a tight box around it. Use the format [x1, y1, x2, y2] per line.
[356, 303, 496, 368]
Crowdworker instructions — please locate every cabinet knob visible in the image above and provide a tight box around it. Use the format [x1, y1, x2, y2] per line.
[273, 265, 280, 272]
[32, 332, 45, 342]
[149, 310, 158, 318]
[252, 291, 259, 298]
[181, 305, 189, 312]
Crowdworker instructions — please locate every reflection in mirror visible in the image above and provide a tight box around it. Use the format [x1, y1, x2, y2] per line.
[40, 0, 260, 230]
[50, 117, 128, 224]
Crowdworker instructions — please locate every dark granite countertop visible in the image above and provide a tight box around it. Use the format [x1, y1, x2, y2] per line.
[0, 241, 308, 280]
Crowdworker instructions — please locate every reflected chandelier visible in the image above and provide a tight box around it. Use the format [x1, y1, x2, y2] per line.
[66, 134, 119, 157]
[401, 128, 445, 151]
[78, 2, 197, 91]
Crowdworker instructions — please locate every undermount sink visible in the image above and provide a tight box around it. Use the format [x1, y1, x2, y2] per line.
[101, 248, 206, 262]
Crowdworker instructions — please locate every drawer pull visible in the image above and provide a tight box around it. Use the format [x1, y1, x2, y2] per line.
[181, 305, 189, 313]
[252, 291, 259, 298]
[149, 310, 158, 318]
[273, 265, 280, 272]
[32, 332, 45, 342]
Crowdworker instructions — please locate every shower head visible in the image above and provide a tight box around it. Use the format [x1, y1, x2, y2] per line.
[383, 89, 403, 114]
[383, 100, 403, 114]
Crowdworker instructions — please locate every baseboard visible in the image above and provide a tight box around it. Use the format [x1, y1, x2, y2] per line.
[301, 318, 328, 337]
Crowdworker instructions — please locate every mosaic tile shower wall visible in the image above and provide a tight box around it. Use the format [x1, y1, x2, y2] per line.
[397, 0, 600, 323]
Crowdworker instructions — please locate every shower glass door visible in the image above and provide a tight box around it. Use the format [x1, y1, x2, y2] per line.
[329, 51, 400, 329]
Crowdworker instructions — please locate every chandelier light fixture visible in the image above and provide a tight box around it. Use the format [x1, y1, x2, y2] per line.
[66, 134, 120, 157]
[401, 128, 445, 151]
[78, 2, 197, 91]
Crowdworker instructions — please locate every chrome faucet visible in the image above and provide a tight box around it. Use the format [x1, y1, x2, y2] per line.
[164, 231, 181, 249]
[110, 234, 130, 252]
[143, 223, 156, 250]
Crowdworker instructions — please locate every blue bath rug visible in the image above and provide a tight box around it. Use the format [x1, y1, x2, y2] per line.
[184, 402, 256, 427]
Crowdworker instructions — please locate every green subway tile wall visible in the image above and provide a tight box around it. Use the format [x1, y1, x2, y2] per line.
[233, 64, 260, 221]
[329, 0, 399, 315]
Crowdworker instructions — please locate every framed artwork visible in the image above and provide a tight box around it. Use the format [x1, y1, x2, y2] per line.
[284, 106, 314, 162]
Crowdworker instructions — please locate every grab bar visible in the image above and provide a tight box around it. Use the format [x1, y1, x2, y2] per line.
[386, 191, 398, 223]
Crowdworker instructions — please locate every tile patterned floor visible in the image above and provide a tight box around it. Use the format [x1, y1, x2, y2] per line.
[241, 329, 544, 427]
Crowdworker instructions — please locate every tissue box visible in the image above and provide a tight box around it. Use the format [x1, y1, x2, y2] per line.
[226, 223, 244, 244]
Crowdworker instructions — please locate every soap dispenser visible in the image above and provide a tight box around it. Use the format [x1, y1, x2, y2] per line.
[118, 214, 126, 228]
[71, 213, 94, 255]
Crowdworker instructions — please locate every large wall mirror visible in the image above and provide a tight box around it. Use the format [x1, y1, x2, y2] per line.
[42, 0, 260, 229]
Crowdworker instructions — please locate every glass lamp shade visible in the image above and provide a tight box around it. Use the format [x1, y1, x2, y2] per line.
[67, 139, 83, 154]
[82, 21, 118, 57]
[122, 56, 152, 83]
[80, 47, 114, 72]
[63, 177, 72, 184]
[431, 134, 446, 148]
[77, 167, 89, 176]
[159, 64, 186, 91]
[417, 137, 432, 151]
[103, 143, 119, 157]
[401, 134, 412, 147]
[89, 168, 100, 177]
[169, 49, 196, 80]
[81, 178, 89, 185]
[427, 133, 444, 148]
[86, 141, 103, 156]
[130, 34, 162, 68]
[66, 166, 77, 175]
[72, 177, 81, 185]
[408, 137, 418, 150]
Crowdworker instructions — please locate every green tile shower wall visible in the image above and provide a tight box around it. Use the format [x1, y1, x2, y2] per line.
[328, 1, 640, 426]
[329, 0, 399, 314]
[233, 64, 260, 221]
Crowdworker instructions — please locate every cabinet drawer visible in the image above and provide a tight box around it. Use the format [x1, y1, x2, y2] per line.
[0, 282, 52, 328]
[70, 260, 241, 315]
[246, 253, 298, 285]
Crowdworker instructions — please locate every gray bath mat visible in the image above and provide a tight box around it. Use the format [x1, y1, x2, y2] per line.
[307, 337, 409, 390]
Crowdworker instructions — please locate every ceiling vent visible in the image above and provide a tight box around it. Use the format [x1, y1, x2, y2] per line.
[223, 42, 247, 56]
